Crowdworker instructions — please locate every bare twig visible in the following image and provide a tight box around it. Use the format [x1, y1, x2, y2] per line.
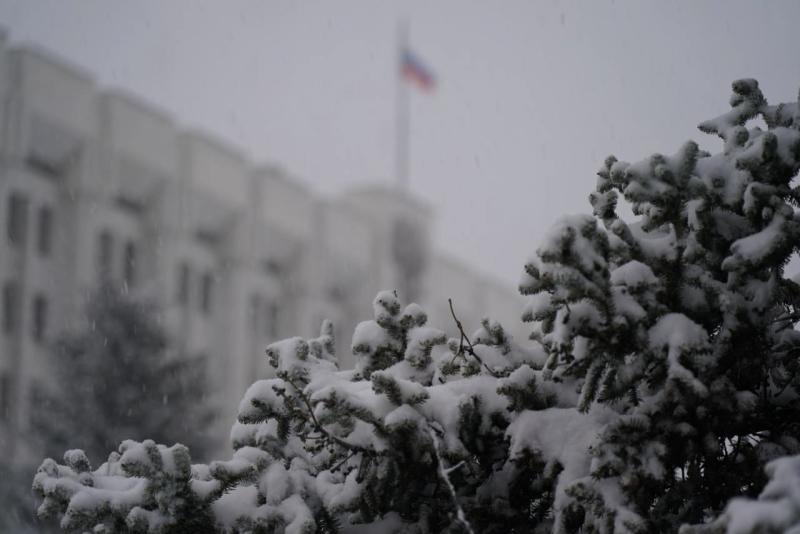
[448, 298, 501, 378]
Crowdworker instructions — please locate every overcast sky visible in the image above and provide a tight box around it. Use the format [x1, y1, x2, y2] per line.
[1, 0, 798, 284]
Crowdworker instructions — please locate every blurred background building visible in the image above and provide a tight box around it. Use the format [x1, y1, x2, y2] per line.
[0, 32, 525, 459]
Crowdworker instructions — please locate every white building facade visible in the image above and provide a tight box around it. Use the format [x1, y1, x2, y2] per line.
[0, 35, 526, 459]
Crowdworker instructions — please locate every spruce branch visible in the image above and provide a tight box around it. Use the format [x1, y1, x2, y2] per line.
[281, 373, 371, 455]
[330, 450, 358, 473]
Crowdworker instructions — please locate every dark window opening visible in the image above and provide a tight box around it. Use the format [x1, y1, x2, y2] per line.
[3, 282, 19, 334]
[177, 262, 191, 306]
[37, 205, 53, 257]
[6, 193, 29, 247]
[200, 272, 214, 315]
[32, 294, 47, 343]
[265, 300, 279, 338]
[0, 373, 10, 422]
[97, 230, 113, 278]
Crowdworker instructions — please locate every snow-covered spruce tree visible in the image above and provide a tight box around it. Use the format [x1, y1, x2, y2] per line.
[33, 291, 558, 533]
[0, 462, 45, 533]
[31, 284, 217, 467]
[32, 79, 800, 534]
[520, 78, 800, 532]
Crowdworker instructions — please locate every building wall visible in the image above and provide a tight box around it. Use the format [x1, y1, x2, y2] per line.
[0, 40, 527, 460]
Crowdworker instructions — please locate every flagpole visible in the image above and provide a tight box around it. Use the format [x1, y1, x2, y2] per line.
[395, 18, 410, 191]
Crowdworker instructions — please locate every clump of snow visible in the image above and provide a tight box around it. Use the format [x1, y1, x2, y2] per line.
[507, 406, 618, 514]
[648, 314, 710, 395]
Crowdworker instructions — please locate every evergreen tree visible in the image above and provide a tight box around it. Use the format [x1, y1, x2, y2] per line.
[541, 78, 800, 533]
[31, 284, 217, 466]
[31, 80, 800, 533]
[0, 462, 43, 533]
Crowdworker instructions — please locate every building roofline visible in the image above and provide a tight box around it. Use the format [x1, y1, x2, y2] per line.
[181, 129, 249, 166]
[342, 183, 434, 215]
[11, 42, 95, 86]
[101, 89, 176, 130]
[254, 163, 312, 193]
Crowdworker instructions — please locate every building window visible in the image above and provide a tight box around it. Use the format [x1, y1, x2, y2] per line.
[200, 272, 214, 315]
[177, 262, 191, 306]
[0, 373, 10, 422]
[248, 294, 261, 332]
[97, 230, 113, 278]
[6, 192, 29, 247]
[2, 282, 19, 334]
[37, 205, 53, 257]
[123, 240, 137, 289]
[264, 300, 279, 338]
[31, 294, 47, 343]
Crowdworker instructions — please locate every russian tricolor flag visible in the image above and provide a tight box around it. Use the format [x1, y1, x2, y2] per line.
[401, 48, 435, 92]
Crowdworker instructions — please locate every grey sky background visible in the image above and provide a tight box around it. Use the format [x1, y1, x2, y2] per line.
[0, 0, 798, 285]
